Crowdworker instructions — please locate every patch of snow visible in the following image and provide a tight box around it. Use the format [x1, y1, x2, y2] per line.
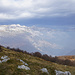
[41, 68, 49, 74]
[55, 70, 71, 75]
[18, 65, 30, 70]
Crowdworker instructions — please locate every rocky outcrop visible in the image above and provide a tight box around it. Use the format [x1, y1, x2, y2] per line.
[41, 68, 49, 74]
[55, 70, 71, 75]
[18, 65, 30, 70]
[0, 56, 10, 63]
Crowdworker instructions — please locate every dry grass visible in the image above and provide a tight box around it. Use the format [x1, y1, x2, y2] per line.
[58, 55, 75, 61]
[0, 47, 75, 75]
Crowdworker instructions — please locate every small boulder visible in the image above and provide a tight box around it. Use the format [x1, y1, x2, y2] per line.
[0, 60, 2, 63]
[20, 59, 28, 66]
[55, 70, 71, 75]
[65, 71, 71, 75]
[1, 56, 8, 59]
[18, 65, 30, 70]
[1, 56, 10, 63]
[41, 68, 49, 74]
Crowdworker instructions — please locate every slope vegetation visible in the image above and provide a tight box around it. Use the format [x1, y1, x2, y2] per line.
[58, 55, 75, 61]
[0, 46, 75, 75]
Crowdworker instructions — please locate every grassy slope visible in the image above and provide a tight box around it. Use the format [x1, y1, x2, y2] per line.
[0, 47, 75, 75]
[58, 55, 75, 61]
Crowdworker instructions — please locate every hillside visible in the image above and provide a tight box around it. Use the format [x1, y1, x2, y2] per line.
[58, 55, 75, 61]
[0, 46, 75, 75]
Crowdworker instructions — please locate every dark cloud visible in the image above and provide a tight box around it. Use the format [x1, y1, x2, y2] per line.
[0, 0, 75, 20]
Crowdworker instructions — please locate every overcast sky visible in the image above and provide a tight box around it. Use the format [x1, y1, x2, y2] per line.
[0, 0, 75, 25]
[0, 0, 75, 56]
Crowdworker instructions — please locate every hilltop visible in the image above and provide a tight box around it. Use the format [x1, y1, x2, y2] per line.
[0, 46, 75, 75]
[58, 55, 75, 61]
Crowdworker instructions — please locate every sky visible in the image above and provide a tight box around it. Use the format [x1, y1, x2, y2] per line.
[0, 0, 75, 26]
[0, 0, 75, 56]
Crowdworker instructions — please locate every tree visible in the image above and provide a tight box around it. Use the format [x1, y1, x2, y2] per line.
[0, 45, 2, 52]
[7, 46, 10, 49]
[33, 52, 42, 58]
[42, 54, 50, 61]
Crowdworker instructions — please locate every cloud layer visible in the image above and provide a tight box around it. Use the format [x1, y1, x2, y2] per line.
[0, 24, 64, 55]
[0, 24, 75, 55]
[0, 0, 75, 19]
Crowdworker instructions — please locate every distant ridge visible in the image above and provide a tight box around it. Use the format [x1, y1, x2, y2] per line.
[58, 55, 75, 61]
[67, 49, 75, 55]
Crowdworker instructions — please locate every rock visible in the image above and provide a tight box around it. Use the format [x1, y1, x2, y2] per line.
[55, 70, 71, 75]
[41, 68, 49, 74]
[20, 59, 28, 66]
[65, 71, 71, 75]
[1, 56, 10, 63]
[0, 60, 2, 63]
[2, 58, 10, 62]
[1, 56, 8, 59]
[18, 65, 30, 70]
